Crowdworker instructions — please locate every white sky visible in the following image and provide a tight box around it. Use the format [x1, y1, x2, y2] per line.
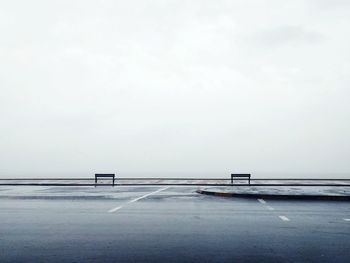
[1, 0, 349, 177]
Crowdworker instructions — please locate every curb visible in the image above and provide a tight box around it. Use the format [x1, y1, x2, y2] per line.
[196, 189, 350, 201]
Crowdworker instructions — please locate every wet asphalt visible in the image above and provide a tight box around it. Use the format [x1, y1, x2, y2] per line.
[0, 186, 349, 263]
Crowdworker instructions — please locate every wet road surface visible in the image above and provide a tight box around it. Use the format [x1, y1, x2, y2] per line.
[0, 186, 349, 263]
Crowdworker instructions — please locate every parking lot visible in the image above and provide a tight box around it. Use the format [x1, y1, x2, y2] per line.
[0, 185, 350, 263]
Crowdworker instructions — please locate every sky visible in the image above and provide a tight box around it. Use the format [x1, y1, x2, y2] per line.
[0, 0, 349, 177]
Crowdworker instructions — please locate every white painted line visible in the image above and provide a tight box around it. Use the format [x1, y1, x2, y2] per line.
[257, 198, 276, 211]
[279, 216, 290, 221]
[344, 218, 350, 221]
[108, 206, 123, 213]
[128, 187, 169, 203]
[257, 198, 266, 204]
[108, 187, 169, 213]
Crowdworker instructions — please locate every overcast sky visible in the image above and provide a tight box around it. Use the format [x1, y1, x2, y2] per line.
[1, 0, 349, 177]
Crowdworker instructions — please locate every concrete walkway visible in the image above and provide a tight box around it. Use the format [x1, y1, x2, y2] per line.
[197, 185, 350, 200]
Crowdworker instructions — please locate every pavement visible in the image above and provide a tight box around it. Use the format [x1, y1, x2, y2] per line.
[197, 185, 350, 200]
[0, 185, 350, 263]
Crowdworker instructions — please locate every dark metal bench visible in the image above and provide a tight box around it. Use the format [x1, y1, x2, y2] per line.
[231, 174, 251, 185]
[95, 174, 115, 186]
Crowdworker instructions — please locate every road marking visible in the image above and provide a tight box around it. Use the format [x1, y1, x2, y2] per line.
[344, 218, 350, 221]
[257, 198, 275, 211]
[279, 216, 290, 221]
[108, 206, 123, 213]
[257, 199, 266, 204]
[129, 187, 169, 203]
[108, 187, 169, 213]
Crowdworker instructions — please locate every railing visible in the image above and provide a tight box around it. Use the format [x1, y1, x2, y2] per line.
[0, 178, 350, 187]
[231, 174, 251, 185]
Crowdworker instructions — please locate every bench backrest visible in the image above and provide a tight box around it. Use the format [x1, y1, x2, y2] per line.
[231, 174, 251, 178]
[95, 174, 115, 178]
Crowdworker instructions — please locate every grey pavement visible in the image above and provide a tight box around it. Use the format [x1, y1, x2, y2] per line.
[0, 186, 349, 263]
[202, 185, 350, 196]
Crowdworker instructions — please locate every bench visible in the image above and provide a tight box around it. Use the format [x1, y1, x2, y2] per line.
[95, 174, 116, 186]
[231, 174, 251, 185]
